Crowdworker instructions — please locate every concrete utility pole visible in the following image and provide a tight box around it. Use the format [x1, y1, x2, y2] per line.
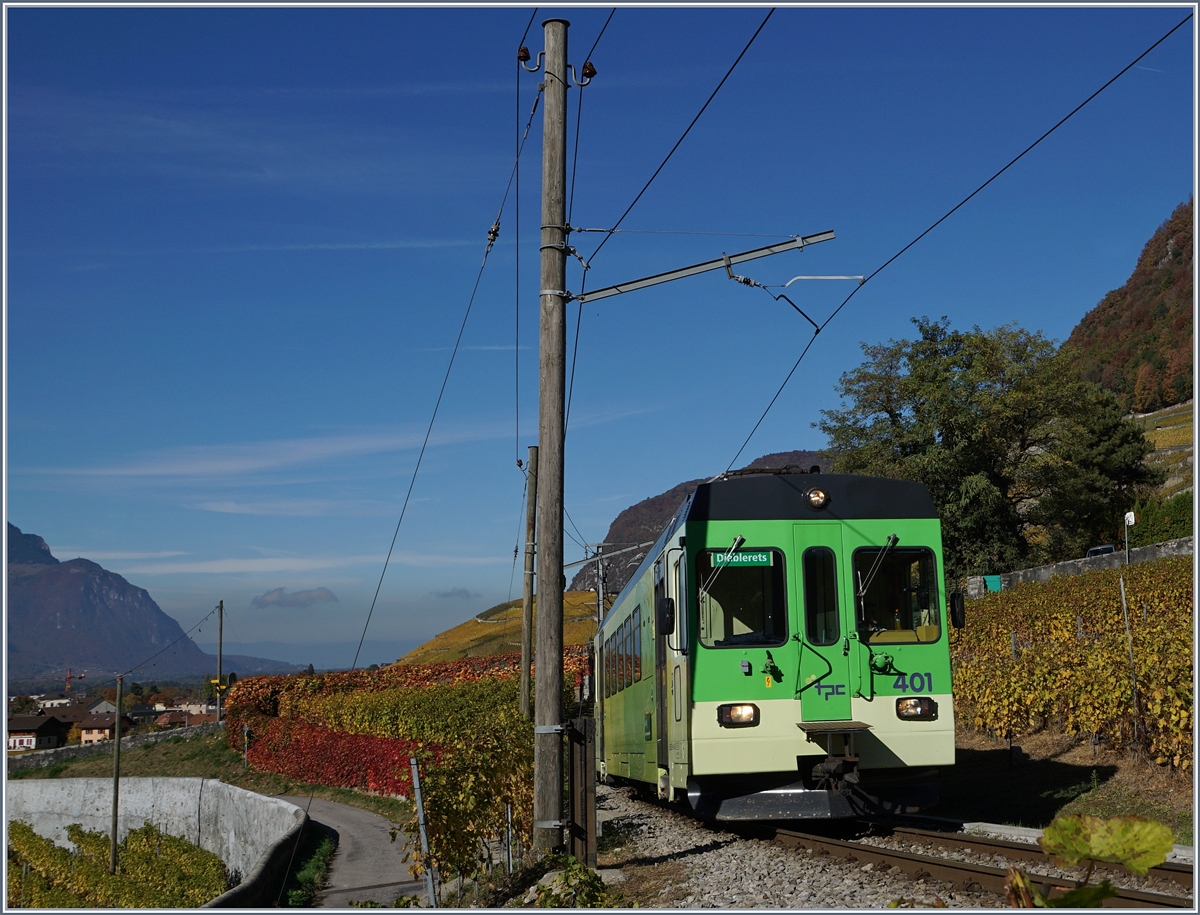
[216, 600, 223, 724]
[520, 445, 539, 719]
[109, 675, 123, 875]
[534, 16, 569, 852]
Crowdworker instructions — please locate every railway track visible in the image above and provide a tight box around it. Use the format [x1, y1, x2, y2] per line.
[774, 826, 1194, 908]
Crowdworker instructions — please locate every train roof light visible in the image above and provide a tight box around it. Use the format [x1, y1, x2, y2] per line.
[806, 488, 830, 509]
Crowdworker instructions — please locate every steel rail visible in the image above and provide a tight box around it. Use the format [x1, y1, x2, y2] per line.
[774, 828, 1192, 908]
[886, 825, 1193, 890]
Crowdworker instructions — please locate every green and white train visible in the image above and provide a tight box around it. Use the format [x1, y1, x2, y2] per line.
[595, 467, 964, 820]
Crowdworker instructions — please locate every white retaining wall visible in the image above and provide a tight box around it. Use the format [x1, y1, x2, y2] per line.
[6, 778, 305, 904]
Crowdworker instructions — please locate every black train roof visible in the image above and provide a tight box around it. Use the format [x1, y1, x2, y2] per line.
[687, 472, 937, 522]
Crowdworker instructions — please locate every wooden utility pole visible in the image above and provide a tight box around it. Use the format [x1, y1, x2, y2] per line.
[533, 16, 569, 851]
[216, 600, 224, 724]
[520, 445, 539, 719]
[595, 547, 604, 625]
[109, 675, 123, 875]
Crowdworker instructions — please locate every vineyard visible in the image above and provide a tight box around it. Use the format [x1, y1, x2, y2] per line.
[225, 648, 591, 878]
[7, 821, 229, 907]
[952, 555, 1193, 769]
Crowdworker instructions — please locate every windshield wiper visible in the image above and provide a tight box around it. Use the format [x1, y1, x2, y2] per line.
[856, 534, 898, 630]
[700, 534, 745, 595]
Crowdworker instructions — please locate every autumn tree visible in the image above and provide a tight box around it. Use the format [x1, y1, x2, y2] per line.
[818, 318, 1162, 579]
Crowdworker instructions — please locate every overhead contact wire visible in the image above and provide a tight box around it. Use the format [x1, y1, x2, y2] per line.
[352, 235, 497, 672]
[726, 11, 1193, 473]
[586, 8, 774, 266]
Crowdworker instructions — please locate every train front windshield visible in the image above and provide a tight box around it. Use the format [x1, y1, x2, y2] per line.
[854, 547, 941, 643]
[696, 548, 787, 648]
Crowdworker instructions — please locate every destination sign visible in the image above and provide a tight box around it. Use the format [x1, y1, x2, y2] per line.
[712, 550, 773, 567]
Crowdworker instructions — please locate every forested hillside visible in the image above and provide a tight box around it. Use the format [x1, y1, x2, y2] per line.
[1066, 198, 1193, 412]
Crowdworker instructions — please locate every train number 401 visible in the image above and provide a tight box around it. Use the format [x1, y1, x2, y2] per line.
[893, 672, 934, 693]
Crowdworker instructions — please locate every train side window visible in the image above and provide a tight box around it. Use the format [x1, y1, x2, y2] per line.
[617, 621, 626, 690]
[696, 547, 787, 648]
[803, 547, 840, 646]
[604, 637, 612, 698]
[628, 612, 638, 682]
[619, 618, 628, 690]
[632, 605, 642, 681]
[853, 546, 941, 644]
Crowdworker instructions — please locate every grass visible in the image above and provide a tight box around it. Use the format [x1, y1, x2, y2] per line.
[398, 590, 604, 664]
[280, 824, 337, 907]
[7, 732, 411, 823]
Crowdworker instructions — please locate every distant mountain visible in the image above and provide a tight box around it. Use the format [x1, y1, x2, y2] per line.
[1066, 198, 1193, 412]
[6, 523, 302, 681]
[568, 450, 830, 595]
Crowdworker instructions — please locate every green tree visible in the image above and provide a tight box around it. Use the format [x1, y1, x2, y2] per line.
[9, 695, 39, 714]
[817, 318, 1161, 579]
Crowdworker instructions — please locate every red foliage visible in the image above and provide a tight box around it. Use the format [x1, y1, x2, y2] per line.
[226, 648, 589, 794]
[243, 713, 446, 795]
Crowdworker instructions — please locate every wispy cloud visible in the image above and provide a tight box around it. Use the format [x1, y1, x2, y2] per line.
[196, 499, 391, 517]
[200, 238, 478, 253]
[50, 548, 189, 560]
[113, 555, 385, 575]
[251, 587, 339, 609]
[30, 425, 505, 479]
[9, 86, 505, 195]
[420, 344, 533, 352]
[114, 551, 505, 575]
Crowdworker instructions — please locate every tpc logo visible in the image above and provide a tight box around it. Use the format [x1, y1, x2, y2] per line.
[815, 683, 846, 700]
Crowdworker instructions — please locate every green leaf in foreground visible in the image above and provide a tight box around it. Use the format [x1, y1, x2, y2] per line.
[1038, 881, 1117, 908]
[1039, 814, 1174, 876]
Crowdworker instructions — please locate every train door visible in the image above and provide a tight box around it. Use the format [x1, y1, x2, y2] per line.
[653, 561, 669, 771]
[667, 551, 690, 787]
[793, 523, 853, 722]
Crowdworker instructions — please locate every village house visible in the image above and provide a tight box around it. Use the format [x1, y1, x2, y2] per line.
[154, 710, 218, 729]
[36, 691, 74, 709]
[7, 714, 69, 750]
[78, 714, 134, 746]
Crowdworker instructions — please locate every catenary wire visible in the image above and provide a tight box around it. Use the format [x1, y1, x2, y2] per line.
[585, 8, 774, 267]
[564, 506, 589, 552]
[559, 11, 615, 551]
[516, 8, 540, 467]
[568, 9, 615, 226]
[507, 473, 529, 603]
[724, 11, 1193, 473]
[351, 61, 547, 669]
[351, 233, 498, 672]
[81, 605, 219, 689]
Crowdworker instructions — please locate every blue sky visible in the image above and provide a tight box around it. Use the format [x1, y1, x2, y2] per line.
[5, 6, 1194, 670]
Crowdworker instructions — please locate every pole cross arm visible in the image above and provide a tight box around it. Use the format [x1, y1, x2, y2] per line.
[563, 540, 656, 570]
[575, 230, 835, 304]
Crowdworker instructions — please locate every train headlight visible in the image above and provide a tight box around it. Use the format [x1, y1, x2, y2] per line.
[896, 697, 938, 720]
[806, 488, 830, 510]
[717, 703, 759, 728]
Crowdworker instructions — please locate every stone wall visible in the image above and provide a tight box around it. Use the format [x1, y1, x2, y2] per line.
[6, 777, 305, 907]
[7, 720, 225, 772]
[966, 537, 1193, 597]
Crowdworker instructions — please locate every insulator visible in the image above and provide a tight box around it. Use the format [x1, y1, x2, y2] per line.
[582, 61, 597, 79]
[517, 46, 531, 62]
